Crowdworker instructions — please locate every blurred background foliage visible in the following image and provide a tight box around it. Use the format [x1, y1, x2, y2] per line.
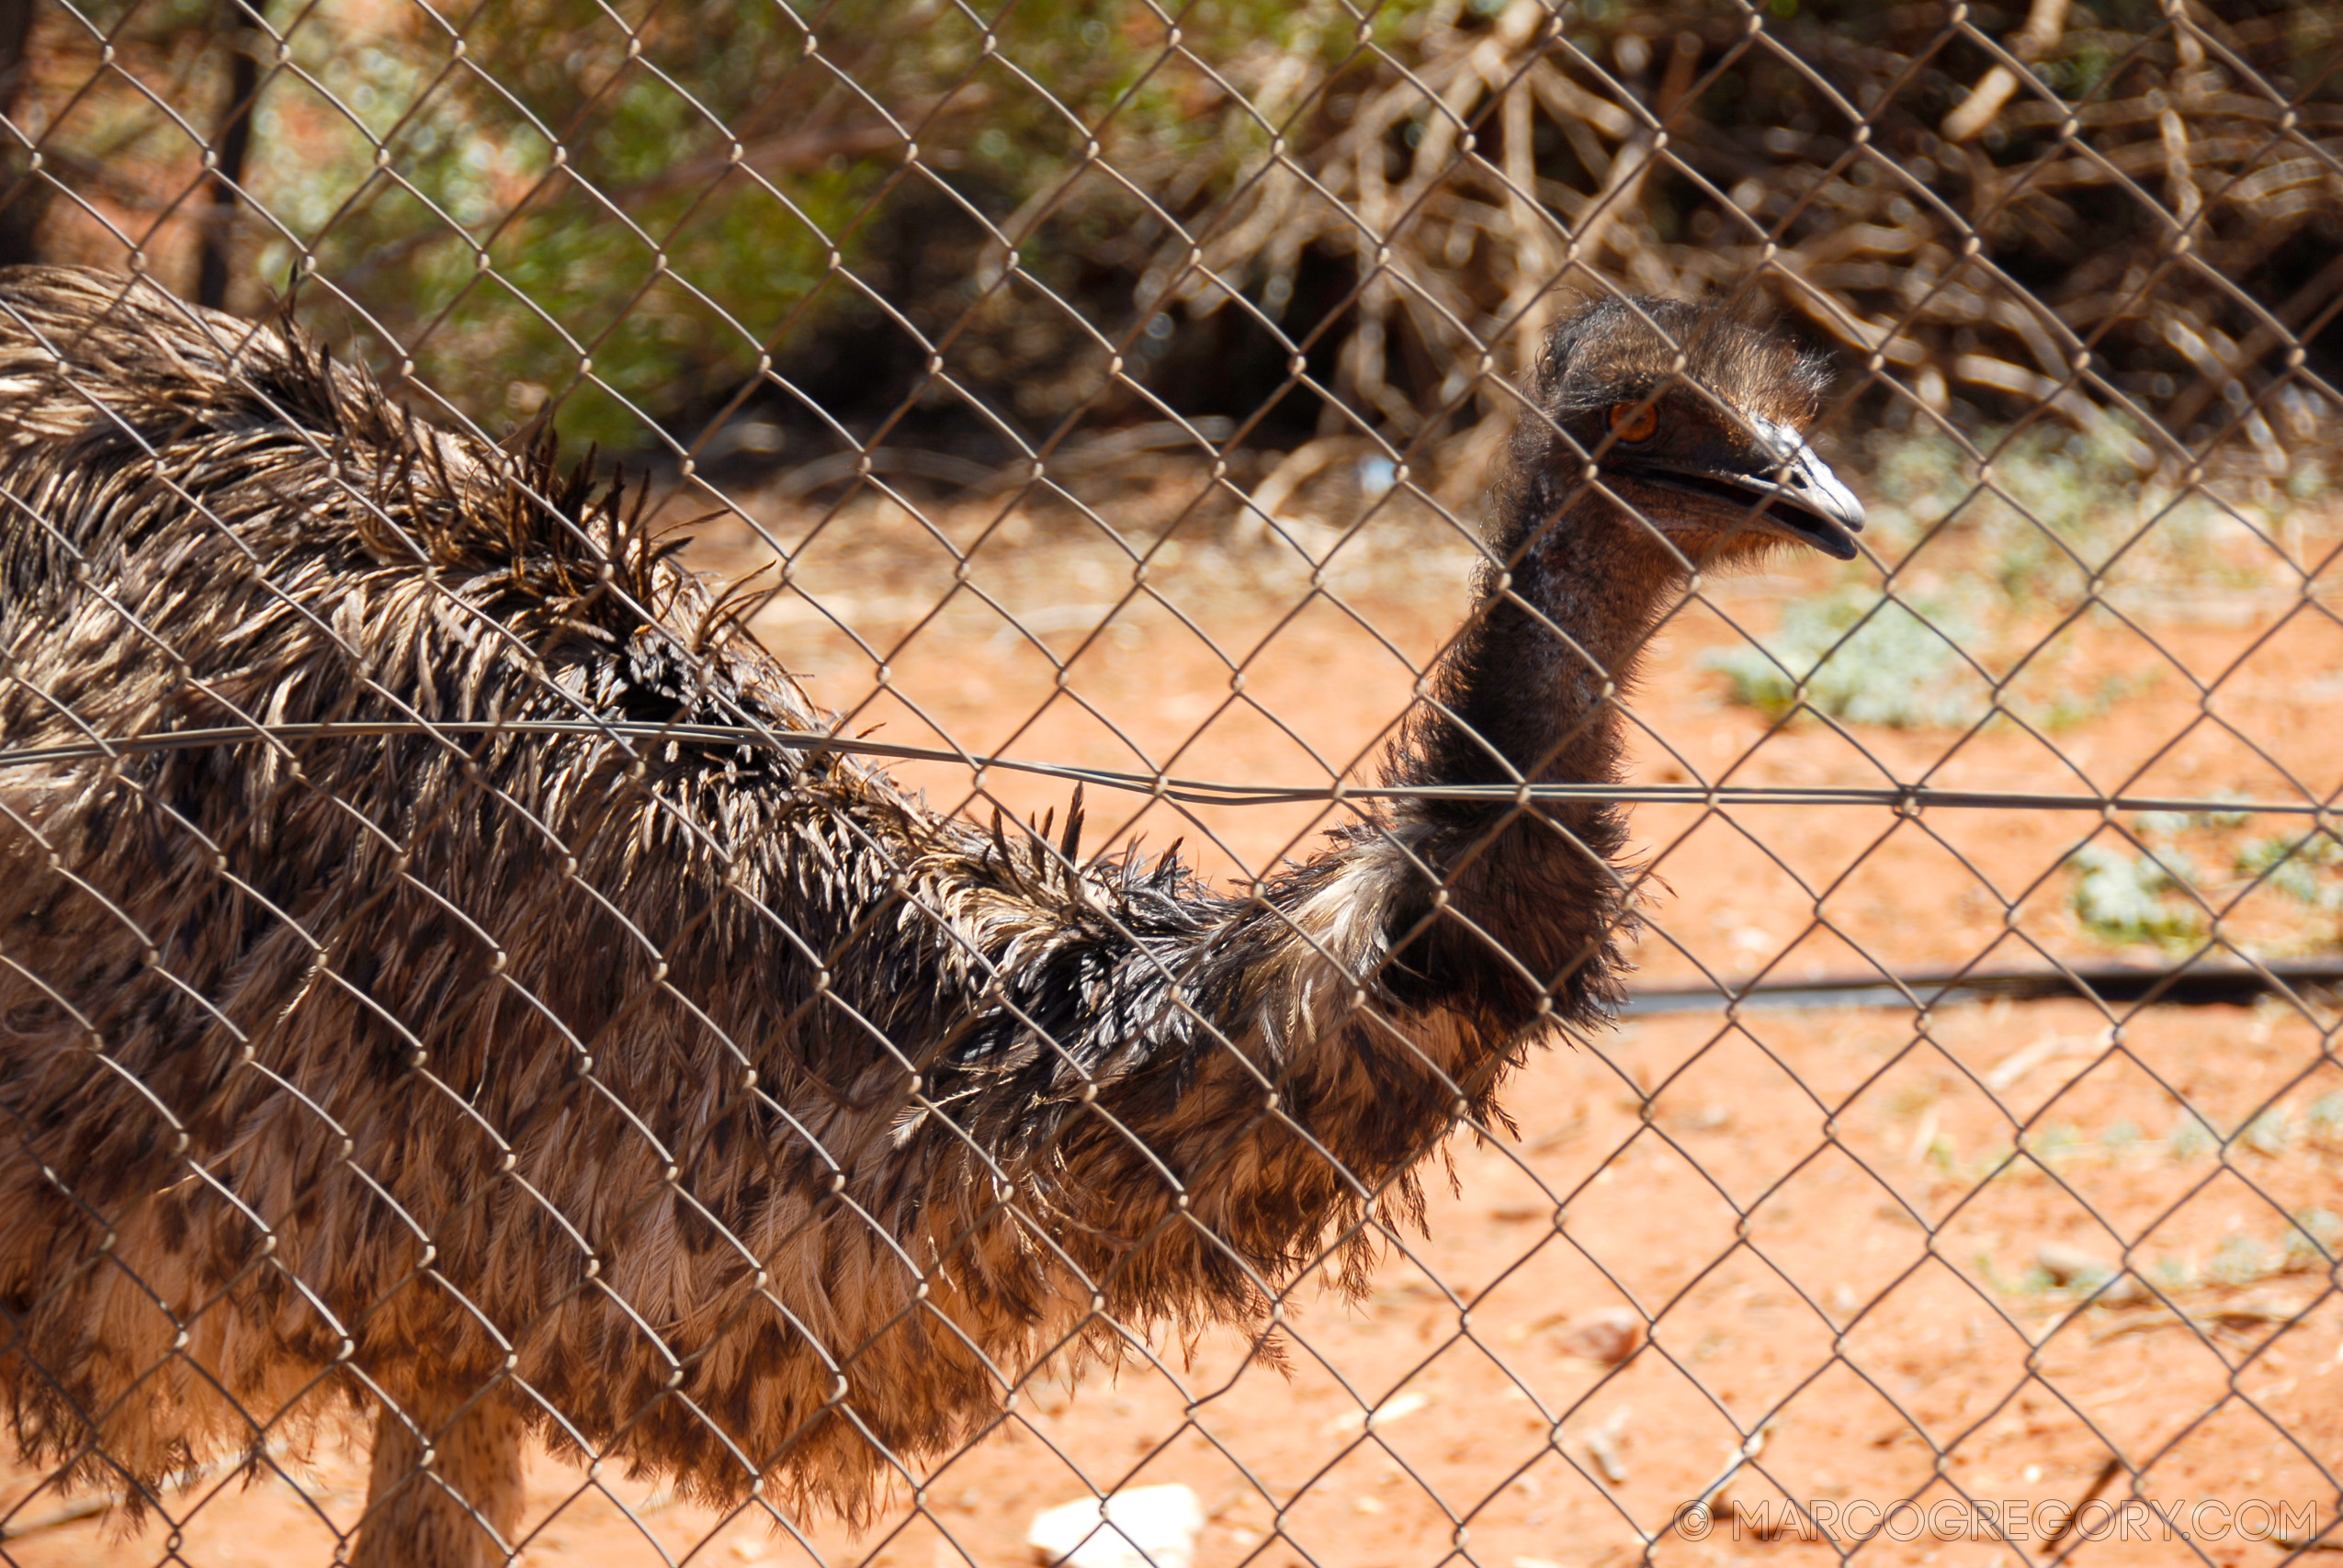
[7, 0, 2343, 963]
[2, 0, 2338, 479]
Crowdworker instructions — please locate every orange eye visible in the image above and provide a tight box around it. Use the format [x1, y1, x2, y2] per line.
[1609, 401, 1658, 443]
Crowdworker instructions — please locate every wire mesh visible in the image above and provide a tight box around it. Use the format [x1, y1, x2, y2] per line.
[1, 2, 2341, 1566]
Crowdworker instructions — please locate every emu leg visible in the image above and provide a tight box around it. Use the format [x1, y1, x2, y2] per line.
[349, 1382, 526, 1568]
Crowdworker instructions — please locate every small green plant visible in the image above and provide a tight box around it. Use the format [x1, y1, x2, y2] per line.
[2029, 1122, 2083, 1164]
[2100, 1119, 2142, 1155]
[1974, 1251, 2023, 1293]
[2243, 1107, 2290, 1156]
[1858, 423, 2247, 614]
[2069, 841, 2206, 945]
[1706, 586, 1983, 728]
[2137, 801, 2257, 838]
[2309, 1092, 2343, 1145]
[2283, 1210, 2341, 1272]
[2235, 834, 2343, 909]
[2209, 1235, 2269, 1287]
[2169, 1112, 2217, 1161]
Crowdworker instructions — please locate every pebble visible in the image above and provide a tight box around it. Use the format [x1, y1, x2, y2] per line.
[1025, 1483, 1203, 1568]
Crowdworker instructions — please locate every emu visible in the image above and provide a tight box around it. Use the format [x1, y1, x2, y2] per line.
[0, 266, 1859, 1564]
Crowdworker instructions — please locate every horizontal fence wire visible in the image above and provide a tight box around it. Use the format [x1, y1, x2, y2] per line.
[4, 718, 2341, 818]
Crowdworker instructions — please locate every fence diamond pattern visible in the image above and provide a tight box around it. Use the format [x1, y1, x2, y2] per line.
[1, 3, 2341, 1567]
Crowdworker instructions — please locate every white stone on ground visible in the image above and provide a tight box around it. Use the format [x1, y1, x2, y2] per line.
[1024, 1483, 1204, 1568]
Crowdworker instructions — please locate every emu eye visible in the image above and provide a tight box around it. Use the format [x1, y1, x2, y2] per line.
[1609, 401, 1659, 443]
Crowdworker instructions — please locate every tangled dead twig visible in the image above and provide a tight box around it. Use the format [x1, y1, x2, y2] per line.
[1132, 1, 2341, 479]
[14, 2, 2336, 480]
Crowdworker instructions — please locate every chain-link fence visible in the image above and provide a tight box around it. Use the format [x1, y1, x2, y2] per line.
[2, 2, 2342, 1566]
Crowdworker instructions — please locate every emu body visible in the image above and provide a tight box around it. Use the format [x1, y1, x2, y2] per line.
[0, 268, 1856, 1563]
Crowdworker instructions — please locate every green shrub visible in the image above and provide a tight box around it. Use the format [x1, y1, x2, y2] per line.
[2235, 834, 2343, 909]
[2068, 841, 2205, 946]
[2243, 1108, 2290, 1156]
[2208, 1235, 2269, 1288]
[1860, 424, 2242, 610]
[1705, 587, 1983, 728]
[2309, 1092, 2343, 1144]
[2283, 1210, 2341, 1271]
[2138, 804, 2256, 838]
[2168, 1113, 2216, 1161]
[2028, 1122, 2083, 1163]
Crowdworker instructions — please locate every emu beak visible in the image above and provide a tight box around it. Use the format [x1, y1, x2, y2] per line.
[1623, 417, 1867, 561]
[1749, 423, 1866, 559]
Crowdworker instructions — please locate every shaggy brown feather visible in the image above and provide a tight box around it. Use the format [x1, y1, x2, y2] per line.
[0, 268, 1842, 1563]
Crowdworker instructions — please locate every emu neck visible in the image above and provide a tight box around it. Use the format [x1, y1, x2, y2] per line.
[1409, 509, 1679, 801]
[1373, 507, 1682, 1028]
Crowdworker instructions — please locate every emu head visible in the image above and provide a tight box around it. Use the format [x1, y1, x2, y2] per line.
[1505, 295, 1865, 570]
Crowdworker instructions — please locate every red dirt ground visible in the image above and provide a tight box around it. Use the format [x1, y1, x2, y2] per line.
[7, 466, 2340, 1568]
